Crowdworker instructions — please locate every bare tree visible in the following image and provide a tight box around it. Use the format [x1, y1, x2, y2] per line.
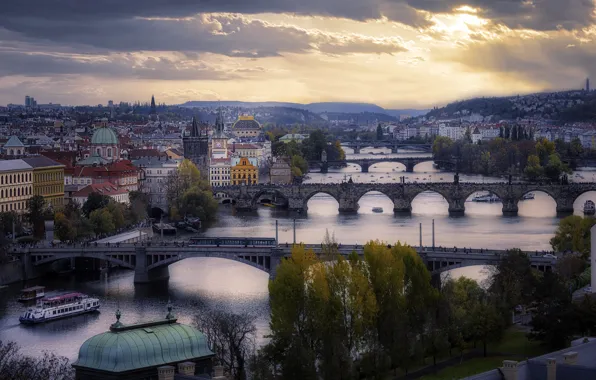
[0, 340, 74, 380]
[194, 310, 257, 380]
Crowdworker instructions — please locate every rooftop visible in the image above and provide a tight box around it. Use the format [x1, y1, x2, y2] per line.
[3, 136, 24, 147]
[22, 155, 65, 169]
[73, 182, 128, 198]
[0, 159, 32, 172]
[73, 306, 214, 373]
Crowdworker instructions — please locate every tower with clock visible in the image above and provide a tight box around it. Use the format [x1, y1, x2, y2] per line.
[211, 108, 228, 159]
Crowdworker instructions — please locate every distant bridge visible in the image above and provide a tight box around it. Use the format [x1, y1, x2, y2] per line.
[11, 243, 556, 283]
[340, 141, 432, 154]
[309, 156, 443, 173]
[212, 181, 596, 216]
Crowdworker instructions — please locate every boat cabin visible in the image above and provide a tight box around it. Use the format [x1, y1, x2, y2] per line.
[18, 286, 45, 302]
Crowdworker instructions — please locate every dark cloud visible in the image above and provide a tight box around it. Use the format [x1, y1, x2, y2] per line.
[407, 0, 595, 31]
[434, 32, 596, 88]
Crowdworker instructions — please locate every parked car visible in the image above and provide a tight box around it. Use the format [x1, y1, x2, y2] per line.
[542, 254, 557, 259]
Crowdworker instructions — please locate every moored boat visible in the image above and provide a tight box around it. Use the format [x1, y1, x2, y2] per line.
[18, 286, 45, 302]
[372, 207, 383, 213]
[584, 200, 595, 216]
[472, 193, 500, 203]
[19, 292, 100, 324]
[522, 193, 535, 200]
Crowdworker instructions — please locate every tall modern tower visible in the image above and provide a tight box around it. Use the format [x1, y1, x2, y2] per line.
[587, 78, 591, 92]
[183, 116, 209, 176]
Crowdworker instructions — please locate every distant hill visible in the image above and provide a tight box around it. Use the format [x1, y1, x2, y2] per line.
[179, 100, 427, 119]
[425, 90, 596, 122]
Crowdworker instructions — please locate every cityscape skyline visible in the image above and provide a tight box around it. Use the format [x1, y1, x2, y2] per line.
[1, 2, 596, 108]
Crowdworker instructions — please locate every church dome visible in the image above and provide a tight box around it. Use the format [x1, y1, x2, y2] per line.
[91, 127, 119, 145]
[232, 116, 261, 130]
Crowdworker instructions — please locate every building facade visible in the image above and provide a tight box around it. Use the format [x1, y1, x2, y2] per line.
[269, 159, 292, 184]
[183, 117, 209, 176]
[232, 116, 261, 138]
[0, 160, 33, 214]
[72, 182, 129, 206]
[22, 156, 65, 211]
[133, 157, 180, 211]
[231, 157, 258, 185]
[209, 159, 231, 187]
[3, 136, 26, 157]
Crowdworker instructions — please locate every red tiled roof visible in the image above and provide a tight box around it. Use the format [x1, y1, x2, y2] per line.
[73, 182, 128, 197]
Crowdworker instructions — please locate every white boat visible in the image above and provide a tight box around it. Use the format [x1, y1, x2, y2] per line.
[472, 193, 501, 203]
[584, 200, 595, 216]
[19, 292, 100, 324]
[372, 207, 383, 213]
[522, 193, 535, 200]
[18, 286, 45, 302]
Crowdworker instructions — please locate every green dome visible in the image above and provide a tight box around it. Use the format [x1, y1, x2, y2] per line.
[73, 322, 213, 372]
[91, 127, 119, 145]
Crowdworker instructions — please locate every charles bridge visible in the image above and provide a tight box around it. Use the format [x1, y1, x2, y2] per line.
[214, 181, 596, 216]
[11, 243, 556, 283]
[340, 141, 432, 154]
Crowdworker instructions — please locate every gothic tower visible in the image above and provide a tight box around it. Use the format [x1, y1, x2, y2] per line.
[183, 116, 209, 176]
[211, 108, 228, 159]
[150, 95, 158, 121]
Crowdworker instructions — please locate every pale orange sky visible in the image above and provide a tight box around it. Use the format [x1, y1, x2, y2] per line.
[0, 1, 595, 108]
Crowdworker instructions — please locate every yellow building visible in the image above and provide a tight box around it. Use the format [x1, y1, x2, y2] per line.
[0, 159, 33, 215]
[231, 157, 258, 185]
[23, 156, 65, 211]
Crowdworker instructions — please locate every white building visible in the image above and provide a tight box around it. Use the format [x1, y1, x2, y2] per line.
[132, 157, 180, 212]
[438, 123, 463, 140]
[472, 127, 482, 144]
[209, 159, 231, 187]
[480, 127, 500, 140]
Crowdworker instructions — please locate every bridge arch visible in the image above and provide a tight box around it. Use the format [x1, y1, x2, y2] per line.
[409, 189, 451, 215]
[32, 252, 136, 269]
[367, 161, 407, 172]
[517, 189, 558, 217]
[250, 189, 289, 207]
[356, 190, 395, 213]
[146, 253, 272, 274]
[412, 160, 438, 172]
[303, 190, 340, 213]
[572, 188, 596, 213]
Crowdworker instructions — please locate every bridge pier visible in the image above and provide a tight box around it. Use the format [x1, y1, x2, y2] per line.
[338, 196, 359, 213]
[288, 197, 307, 214]
[405, 160, 415, 173]
[556, 198, 574, 217]
[391, 146, 398, 154]
[353, 146, 361, 154]
[235, 198, 257, 212]
[502, 198, 519, 217]
[320, 162, 328, 174]
[361, 162, 370, 173]
[448, 199, 465, 217]
[393, 197, 412, 214]
[134, 247, 170, 283]
[21, 251, 36, 280]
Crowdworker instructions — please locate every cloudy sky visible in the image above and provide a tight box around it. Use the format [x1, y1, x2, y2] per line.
[1, 0, 595, 108]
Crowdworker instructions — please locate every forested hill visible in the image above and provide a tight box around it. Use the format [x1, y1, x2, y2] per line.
[426, 90, 596, 122]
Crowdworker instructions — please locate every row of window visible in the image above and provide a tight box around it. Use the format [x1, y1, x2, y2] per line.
[210, 176, 230, 180]
[231, 179, 258, 185]
[36, 171, 63, 182]
[0, 172, 31, 185]
[35, 185, 63, 195]
[232, 174, 255, 179]
[0, 201, 27, 212]
[0, 186, 31, 198]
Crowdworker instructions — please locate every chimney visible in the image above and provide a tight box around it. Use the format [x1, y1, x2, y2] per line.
[563, 351, 578, 365]
[213, 365, 226, 379]
[157, 365, 175, 380]
[501, 360, 519, 380]
[592, 225, 596, 293]
[546, 358, 556, 380]
[177, 361, 195, 375]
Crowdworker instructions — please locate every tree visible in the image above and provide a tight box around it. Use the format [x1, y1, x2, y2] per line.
[194, 310, 257, 380]
[26, 195, 46, 239]
[524, 154, 543, 181]
[464, 128, 472, 143]
[376, 124, 383, 140]
[106, 201, 126, 230]
[470, 302, 505, 357]
[166, 159, 217, 221]
[489, 249, 536, 317]
[291, 155, 308, 177]
[89, 208, 115, 235]
[544, 153, 568, 181]
[180, 187, 219, 222]
[550, 215, 596, 257]
[0, 340, 74, 380]
[82, 192, 110, 217]
[54, 212, 76, 242]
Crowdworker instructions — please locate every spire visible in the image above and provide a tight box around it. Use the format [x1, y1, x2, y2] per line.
[191, 116, 200, 137]
[150, 95, 157, 115]
[165, 300, 176, 321]
[110, 308, 124, 330]
[215, 107, 224, 136]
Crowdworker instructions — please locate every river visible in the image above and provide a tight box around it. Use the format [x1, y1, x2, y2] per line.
[1, 148, 596, 360]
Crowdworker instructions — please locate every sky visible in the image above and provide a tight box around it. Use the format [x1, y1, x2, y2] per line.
[1, 1, 595, 108]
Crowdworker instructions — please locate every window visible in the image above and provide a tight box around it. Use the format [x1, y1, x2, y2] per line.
[107, 148, 112, 157]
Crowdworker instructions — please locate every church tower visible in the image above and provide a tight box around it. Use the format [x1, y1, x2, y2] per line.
[211, 108, 228, 159]
[150, 95, 158, 121]
[183, 116, 209, 175]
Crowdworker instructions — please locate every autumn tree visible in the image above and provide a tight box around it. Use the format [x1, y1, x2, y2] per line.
[550, 215, 596, 257]
[166, 159, 217, 222]
[82, 192, 110, 217]
[54, 212, 76, 242]
[89, 208, 115, 235]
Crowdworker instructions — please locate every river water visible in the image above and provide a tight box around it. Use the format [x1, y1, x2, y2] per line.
[2, 148, 596, 360]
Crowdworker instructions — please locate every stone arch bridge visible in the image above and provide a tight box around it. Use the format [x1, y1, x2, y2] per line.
[214, 182, 596, 216]
[340, 141, 432, 154]
[12, 244, 555, 283]
[312, 157, 437, 173]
